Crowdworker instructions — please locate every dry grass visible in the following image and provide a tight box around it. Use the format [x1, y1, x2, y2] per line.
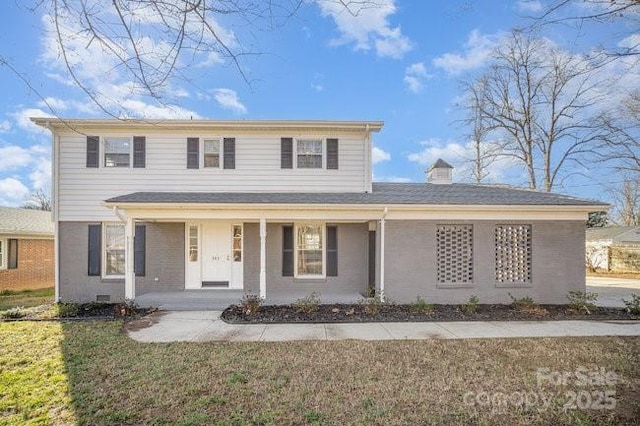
[587, 269, 640, 280]
[0, 287, 54, 311]
[1, 320, 639, 425]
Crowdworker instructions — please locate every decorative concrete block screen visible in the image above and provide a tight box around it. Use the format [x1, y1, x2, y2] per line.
[436, 225, 473, 284]
[495, 225, 532, 283]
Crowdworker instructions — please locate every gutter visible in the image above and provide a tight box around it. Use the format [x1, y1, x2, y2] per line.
[112, 207, 127, 223]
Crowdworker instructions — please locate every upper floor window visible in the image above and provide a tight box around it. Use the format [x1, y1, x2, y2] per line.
[204, 139, 221, 168]
[104, 138, 131, 168]
[297, 139, 323, 169]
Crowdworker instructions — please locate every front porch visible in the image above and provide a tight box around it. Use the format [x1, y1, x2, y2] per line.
[135, 289, 367, 310]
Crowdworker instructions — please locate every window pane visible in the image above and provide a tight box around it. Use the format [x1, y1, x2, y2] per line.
[297, 225, 322, 250]
[298, 250, 323, 275]
[297, 155, 322, 168]
[104, 138, 130, 167]
[105, 224, 125, 275]
[203, 140, 220, 168]
[189, 226, 198, 262]
[232, 225, 242, 262]
[297, 140, 322, 169]
[296, 224, 323, 275]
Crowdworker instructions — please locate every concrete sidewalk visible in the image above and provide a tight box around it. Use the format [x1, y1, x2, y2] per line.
[126, 311, 640, 343]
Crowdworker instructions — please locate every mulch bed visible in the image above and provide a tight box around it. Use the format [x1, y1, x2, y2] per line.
[0, 303, 153, 321]
[221, 303, 640, 324]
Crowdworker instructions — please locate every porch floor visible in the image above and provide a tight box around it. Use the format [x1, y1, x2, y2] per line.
[135, 290, 366, 311]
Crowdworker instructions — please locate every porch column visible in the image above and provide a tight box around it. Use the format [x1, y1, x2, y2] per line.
[124, 217, 136, 300]
[379, 208, 387, 301]
[259, 218, 267, 299]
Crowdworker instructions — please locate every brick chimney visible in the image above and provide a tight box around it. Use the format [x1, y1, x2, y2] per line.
[427, 158, 453, 184]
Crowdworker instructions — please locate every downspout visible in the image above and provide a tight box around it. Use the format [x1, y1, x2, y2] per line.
[379, 206, 388, 301]
[364, 124, 372, 192]
[113, 206, 127, 223]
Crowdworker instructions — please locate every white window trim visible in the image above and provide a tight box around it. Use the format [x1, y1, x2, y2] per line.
[102, 222, 126, 279]
[0, 238, 6, 270]
[294, 222, 326, 279]
[102, 136, 134, 169]
[294, 138, 325, 170]
[201, 137, 222, 169]
[232, 223, 243, 262]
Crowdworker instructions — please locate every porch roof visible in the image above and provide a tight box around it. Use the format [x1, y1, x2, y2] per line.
[105, 182, 606, 207]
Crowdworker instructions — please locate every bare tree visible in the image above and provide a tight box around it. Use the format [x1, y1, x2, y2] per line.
[457, 76, 501, 184]
[471, 31, 604, 191]
[597, 90, 640, 173]
[610, 178, 640, 226]
[22, 189, 52, 212]
[2, 1, 380, 117]
[530, 0, 640, 57]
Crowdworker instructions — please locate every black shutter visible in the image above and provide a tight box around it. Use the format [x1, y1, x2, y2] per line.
[223, 137, 236, 169]
[327, 138, 339, 170]
[134, 225, 146, 276]
[133, 136, 146, 168]
[187, 137, 199, 169]
[8, 239, 18, 270]
[282, 225, 294, 276]
[88, 224, 102, 276]
[327, 226, 337, 276]
[86, 136, 99, 168]
[281, 138, 293, 169]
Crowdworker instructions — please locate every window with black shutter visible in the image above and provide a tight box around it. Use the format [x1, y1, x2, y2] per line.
[134, 225, 146, 276]
[327, 226, 337, 276]
[88, 224, 102, 276]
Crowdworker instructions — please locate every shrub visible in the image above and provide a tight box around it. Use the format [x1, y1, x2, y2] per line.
[623, 294, 640, 315]
[239, 294, 262, 315]
[508, 293, 548, 316]
[54, 302, 80, 318]
[0, 289, 17, 296]
[567, 291, 598, 315]
[361, 296, 385, 316]
[461, 295, 480, 315]
[117, 299, 140, 317]
[1, 307, 26, 319]
[293, 292, 321, 314]
[409, 296, 433, 314]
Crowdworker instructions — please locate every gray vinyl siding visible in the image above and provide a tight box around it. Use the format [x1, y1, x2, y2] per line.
[58, 221, 184, 302]
[383, 220, 585, 304]
[243, 222, 369, 300]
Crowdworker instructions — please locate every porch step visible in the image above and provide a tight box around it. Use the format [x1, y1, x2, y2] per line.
[135, 290, 244, 311]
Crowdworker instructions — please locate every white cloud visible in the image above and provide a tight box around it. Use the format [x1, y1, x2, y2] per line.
[618, 33, 640, 50]
[372, 146, 391, 164]
[516, 0, 543, 13]
[376, 175, 412, 183]
[0, 146, 34, 171]
[311, 73, 325, 92]
[37, 97, 69, 111]
[29, 156, 52, 191]
[10, 108, 51, 135]
[0, 177, 30, 206]
[433, 29, 501, 75]
[317, 0, 412, 59]
[407, 139, 468, 166]
[212, 89, 247, 115]
[403, 62, 431, 93]
[0, 120, 11, 133]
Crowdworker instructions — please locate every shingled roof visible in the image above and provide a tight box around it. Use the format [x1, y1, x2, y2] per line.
[0, 207, 54, 236]
[106, 183, 605, 207]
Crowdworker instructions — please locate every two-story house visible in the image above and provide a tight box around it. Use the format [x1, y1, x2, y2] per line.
[33, 118, 606, 307]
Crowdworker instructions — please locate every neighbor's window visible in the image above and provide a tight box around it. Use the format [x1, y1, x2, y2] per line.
[104, 224, 125, 277]
[0, 239, 5, 270]
[495, 225, 532, 284]
[232, 225, 242, 262]
[436, 224, 473, 285]
[104, 137, 131, 167]
[188, 225, 198, 262]
[203, 139, 220, 168]
[296, 224, 324, 276]
[296, 139, 322, 168]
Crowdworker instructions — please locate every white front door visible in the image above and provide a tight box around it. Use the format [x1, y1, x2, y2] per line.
[202, 221, 232, 286]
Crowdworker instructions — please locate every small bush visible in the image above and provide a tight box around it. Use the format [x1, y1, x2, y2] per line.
[0, 289, 17, 296]
[1, 307, 26, 319]
[623, 293, 640, 315]
[567, 291, 598, 315]
[508, 293, 548, 316]
[54, 302, 80, 318]
[361, 296, 385, 316]
[240, 294, 262, 315]
[117, 299, 139, 317]
[461, 295, 480, 315]
[409, 296, 433, 314]
[293, 292, 321, 314]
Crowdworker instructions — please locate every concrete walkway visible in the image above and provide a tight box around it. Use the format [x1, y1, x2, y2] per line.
[587, 276, 640, 308]
[126, 311, 640, 343]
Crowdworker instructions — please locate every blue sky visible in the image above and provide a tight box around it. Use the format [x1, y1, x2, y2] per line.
[0, 0, 637, 208]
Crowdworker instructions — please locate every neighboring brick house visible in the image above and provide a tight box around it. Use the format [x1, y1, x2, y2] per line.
[0, 207, 54, 291]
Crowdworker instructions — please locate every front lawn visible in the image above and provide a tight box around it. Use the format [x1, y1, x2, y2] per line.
[0, 320, 638, 425]
[0, 288, 54, 311]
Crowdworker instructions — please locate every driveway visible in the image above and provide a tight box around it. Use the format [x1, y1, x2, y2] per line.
[586, 276, 640, 307]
